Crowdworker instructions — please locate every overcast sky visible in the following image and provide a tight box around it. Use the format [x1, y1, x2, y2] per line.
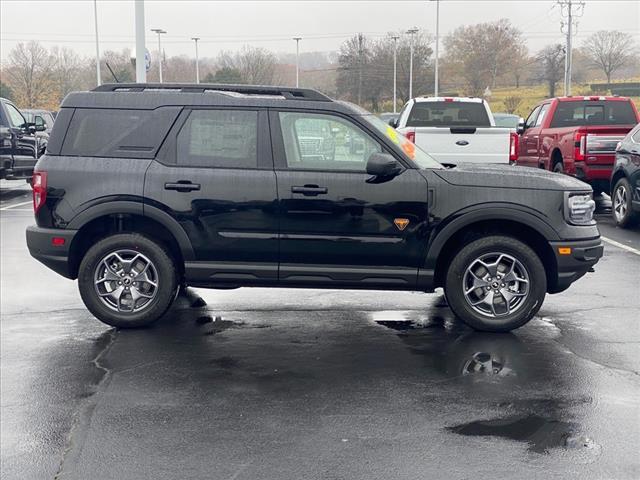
[1, 0, 638, 62]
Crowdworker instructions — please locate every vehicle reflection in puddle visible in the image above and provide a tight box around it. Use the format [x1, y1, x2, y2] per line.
[448, 414, 597, 454]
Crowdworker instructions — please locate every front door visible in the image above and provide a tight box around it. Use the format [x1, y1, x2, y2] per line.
[144, 108, 279, 286]
[270, 110, 429, 289]
[518, 105, 541, 167]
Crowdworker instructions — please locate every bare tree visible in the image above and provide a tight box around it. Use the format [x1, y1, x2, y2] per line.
[583, 30, 636, 84]
[444, 19, 522, 96]
[51, 46, 85, 98]
[537, 44, 565, 97]
[5, 41, 56, 108]
[218, 46, 276, 85]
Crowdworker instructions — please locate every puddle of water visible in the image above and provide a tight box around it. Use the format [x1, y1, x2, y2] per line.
[447, 414, 594, 454]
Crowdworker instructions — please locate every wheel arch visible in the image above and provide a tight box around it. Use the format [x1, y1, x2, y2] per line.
[610, 169, 627, 196]
[427, 208, 558, 292]
[67, 201, 194, 279]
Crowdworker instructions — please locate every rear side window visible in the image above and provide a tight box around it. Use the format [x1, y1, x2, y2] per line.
[176, 109, 258, 168]
[61, 107, 180, 158]
[550, 101, 637, 127]
[406, 102, 491, 127]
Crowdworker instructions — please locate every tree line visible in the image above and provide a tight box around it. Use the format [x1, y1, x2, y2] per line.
[0, 19, 636, 112]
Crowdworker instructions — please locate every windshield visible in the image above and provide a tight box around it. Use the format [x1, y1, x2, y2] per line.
[363, 114, 442, 169]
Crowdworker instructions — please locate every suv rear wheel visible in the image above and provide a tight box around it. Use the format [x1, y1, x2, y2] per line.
[78, 233, 178, 328]
[445, 236, 546, 332]
[612, 177, 637, 228]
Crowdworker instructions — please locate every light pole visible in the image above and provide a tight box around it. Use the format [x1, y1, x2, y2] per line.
[151, 28, 166, 82]
[407, 28, 418, 99]
[191, 37, 200, 83]
[93, 0, 101, 86]
[134, 0, 146, 83]
[391, 35, 399, 113]
[433, 0, 440, 96]
[293, 37, 302, 87]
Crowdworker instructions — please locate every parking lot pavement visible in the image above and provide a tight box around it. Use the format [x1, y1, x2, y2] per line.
[1, 184, 639, 480]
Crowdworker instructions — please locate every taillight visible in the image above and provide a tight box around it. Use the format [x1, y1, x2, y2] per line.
[509, 132, 519, 162]
[32, 171, 47, 214]
[405, 131, 416, 143]
[574, 132, 586, 161]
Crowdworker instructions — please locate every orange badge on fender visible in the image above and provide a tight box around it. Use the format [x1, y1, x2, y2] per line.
[394, 218, 410, 231]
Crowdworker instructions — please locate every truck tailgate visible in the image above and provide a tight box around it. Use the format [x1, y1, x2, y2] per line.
[412, 127, 512, 164]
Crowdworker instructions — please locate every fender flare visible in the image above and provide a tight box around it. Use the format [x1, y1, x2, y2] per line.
[67, 200, 195, 261]
[424, 204, 559, 270]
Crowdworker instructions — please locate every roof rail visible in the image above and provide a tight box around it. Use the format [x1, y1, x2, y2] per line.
[91, 83, 332, 101]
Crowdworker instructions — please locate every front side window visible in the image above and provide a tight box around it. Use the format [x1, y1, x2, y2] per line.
[5, 103, 26, 128]
[525, 106, 541, 129]
[278, 112, 381, 171]
[535, 104, 550, 127]
[177, 109, 258, 168]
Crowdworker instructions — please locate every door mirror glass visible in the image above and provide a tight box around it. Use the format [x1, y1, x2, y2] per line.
[34, 115, 46, 131]
[366, 152, 403, 181]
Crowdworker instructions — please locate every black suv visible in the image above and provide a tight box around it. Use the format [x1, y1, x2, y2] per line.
[26, 84, 603, 332]
[610, 123, 640, 228]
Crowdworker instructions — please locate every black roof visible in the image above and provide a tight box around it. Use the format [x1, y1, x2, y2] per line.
[61, 83, 364, 115]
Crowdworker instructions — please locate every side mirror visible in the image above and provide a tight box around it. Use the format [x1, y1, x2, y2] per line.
[366, 153, 403, 183]
[388, 118, 398, 128]
[34, 115, 46, 132]
[516, 120, 526, 135]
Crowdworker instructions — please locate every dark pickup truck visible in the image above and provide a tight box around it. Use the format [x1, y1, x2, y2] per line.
[26, 83, 603, 332]
[516, 96, 639, 194]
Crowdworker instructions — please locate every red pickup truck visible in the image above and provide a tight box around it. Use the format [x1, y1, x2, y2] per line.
[516, 96, 640, 194]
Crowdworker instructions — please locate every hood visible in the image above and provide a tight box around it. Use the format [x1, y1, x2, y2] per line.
[433, 163, 591, 192]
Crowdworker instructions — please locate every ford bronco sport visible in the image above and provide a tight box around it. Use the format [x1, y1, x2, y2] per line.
[26, 84, 603, 332]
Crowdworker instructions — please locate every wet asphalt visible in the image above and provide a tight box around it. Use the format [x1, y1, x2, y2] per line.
[1, 181, 639, 480]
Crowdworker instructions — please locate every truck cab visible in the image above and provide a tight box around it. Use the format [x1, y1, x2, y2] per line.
[516, 96, 640, 194]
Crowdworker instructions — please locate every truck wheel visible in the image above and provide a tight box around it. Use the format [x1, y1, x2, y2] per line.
[78, 233, 178, 328]
[445, 236, 546, 332]
[612, 177, 638, 228]
[553, 162, 564, 173]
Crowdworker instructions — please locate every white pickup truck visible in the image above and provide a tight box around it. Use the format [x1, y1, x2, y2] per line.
[393, 97, 518, 165]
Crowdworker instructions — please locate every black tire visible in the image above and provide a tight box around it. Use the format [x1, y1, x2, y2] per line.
[444, 235, 547, 332]
[553, 161, 564, 173]
[612, 177, 638, 228]
[78, 233, 178, 328]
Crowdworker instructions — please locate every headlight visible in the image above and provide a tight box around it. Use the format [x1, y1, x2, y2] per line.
[564, 192, 595, 225]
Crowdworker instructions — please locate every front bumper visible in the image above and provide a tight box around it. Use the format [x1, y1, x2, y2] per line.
[548, 237, 603, 293]
[26, 225, 78, 279]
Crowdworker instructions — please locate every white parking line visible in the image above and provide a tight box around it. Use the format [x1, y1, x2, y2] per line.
[601, 236, 640, 256]
[0, 200, 33, 211]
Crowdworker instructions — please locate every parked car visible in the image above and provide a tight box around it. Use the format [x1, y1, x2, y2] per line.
[610, 123, 640, 227]
[27, 83, 602, 332]
[393, 97, 518, 165]
[493, 113, 523, 130]
[516, 96, 640, 195]
[0, 97, 47, 181]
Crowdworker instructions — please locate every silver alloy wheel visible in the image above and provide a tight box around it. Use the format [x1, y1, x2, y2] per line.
[463, 252, 529, 318]
[94, 249, 159, 313]
[614, 184, 628, 222]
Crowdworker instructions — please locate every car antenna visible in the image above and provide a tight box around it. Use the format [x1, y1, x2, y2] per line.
[105, 62, 120, 83]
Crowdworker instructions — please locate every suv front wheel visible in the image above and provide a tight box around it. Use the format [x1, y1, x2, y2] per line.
[78, 233, 178, 328]
[445, 236, 546, 332]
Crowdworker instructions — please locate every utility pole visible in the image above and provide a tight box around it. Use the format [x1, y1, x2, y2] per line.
[293, 37, 302, 87]
[191, 37, 200, 83]
[357, 33, 364, 105]
[391, 35, 399, 113]
[558, 0, 585, 96]
[151, 28, 166, 82]
[407, 28, 418, 99]
[433, 0, 440, 96]
[93, 0, 101, 86]
[134, 0, 146, 83]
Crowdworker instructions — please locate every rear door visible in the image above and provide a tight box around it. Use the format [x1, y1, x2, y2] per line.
[271, 109, 429, 288]
[144, 107, 279, 286]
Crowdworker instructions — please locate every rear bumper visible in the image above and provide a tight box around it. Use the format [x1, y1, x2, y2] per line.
[26, 226, 77, 279]
[574, 161, 613, 183]
[548, 237, 603, 293]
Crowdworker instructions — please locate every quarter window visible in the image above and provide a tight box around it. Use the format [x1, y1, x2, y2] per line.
[278, 112, 381, 171]
[177, 110, 258, 168]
